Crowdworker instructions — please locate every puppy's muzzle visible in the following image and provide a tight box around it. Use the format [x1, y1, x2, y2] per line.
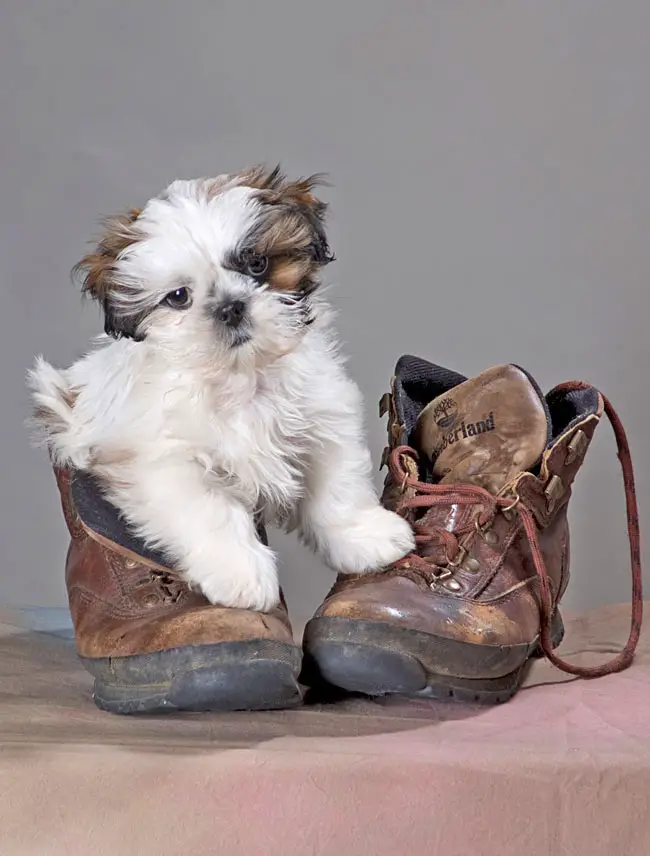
[215, 299, 248, 329]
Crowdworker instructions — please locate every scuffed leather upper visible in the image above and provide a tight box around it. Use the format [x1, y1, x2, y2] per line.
[55, 468, 294, 659]
[315, 365, 603, 649]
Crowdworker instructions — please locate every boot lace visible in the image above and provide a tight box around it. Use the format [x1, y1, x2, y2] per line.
[151, 570, 184, 604]
[388, 383, 643, 679]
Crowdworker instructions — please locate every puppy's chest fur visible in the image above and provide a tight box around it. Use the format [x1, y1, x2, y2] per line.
[168, 369, 314, 514]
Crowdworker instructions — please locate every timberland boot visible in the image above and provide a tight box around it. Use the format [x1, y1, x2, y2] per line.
[302, 357, 642, 703]
[54, 467, 302, 714]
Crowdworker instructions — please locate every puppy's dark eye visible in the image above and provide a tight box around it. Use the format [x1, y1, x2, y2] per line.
[244, 254, 268, 279]
[164, 286, 192, 309]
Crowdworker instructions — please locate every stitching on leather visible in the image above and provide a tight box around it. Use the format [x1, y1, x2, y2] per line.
[70, 585, 175, 620]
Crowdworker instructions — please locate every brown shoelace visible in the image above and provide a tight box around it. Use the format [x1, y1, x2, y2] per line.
[151, 570, 185, 604]
[388, 383, 643, 679]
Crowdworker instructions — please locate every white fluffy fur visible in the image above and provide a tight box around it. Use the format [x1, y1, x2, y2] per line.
[29, 177, 414, 611]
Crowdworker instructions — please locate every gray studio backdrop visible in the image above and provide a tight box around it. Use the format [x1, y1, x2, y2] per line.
[1, 1, 647, 625]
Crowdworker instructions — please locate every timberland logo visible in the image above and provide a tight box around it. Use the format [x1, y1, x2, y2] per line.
[433, 412, 496, 458]
[433, 397, 459, 429]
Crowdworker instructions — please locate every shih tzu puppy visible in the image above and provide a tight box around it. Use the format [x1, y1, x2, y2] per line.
[29, 167, 415, 611]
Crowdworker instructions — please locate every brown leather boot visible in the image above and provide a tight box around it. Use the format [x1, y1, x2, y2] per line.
[302, 357, 642, 703]
[54, 467, 302, 713]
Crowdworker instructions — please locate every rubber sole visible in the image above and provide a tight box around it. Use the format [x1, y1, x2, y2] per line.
[80, 639, 303, 715]
[301, 612, 564, 705]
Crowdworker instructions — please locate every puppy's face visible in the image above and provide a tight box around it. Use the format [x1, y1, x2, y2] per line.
[74, 167, 333, 364]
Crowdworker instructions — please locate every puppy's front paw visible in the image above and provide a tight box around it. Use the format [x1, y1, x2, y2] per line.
[319, 506, 415, 574]
[191, 543, 280, 612]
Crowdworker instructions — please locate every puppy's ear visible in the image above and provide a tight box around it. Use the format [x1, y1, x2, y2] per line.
[72, 208, 145, 341]
[275, 172, 334, 267]
[244, 166, 335, 267]
[285, 176, 334, 266]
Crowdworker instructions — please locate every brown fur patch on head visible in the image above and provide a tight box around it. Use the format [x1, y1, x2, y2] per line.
[72, 208, 143, 304]
[229, 165, 333, 294]
[72, 208, 146, 339]
[266, 256, 315, 292]
[236, 165, 327, 218]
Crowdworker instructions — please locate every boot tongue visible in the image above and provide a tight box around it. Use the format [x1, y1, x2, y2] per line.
[414, 365, 550, 493]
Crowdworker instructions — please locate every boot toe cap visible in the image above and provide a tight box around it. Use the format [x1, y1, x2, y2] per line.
[315, 574, 538, 648]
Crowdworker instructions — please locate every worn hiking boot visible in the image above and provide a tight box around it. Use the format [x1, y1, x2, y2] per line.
[54, 467, 302, 714]
[302, 357, 642, 703]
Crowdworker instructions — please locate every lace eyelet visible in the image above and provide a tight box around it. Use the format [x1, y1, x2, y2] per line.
[445, 546, 467, 569]
[462, 557, 481, 573]
[501, 492, 520, 514]
[475, 517, 498, 544]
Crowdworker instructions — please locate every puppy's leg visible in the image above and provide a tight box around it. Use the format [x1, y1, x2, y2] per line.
[297, 374, 415, 574]
[116, 461, 279, 611]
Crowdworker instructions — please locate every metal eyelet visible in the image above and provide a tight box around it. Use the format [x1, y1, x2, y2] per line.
[501, 492, 520, 514]
[124, 558, 138, 569]
[430, 567, 453, 582]
[443, 578, 463, 592]
[143, 593, 159, 607]
[544, 475, 564, 514]
[501, 494, 520, 522]
[446, 546, 468, 569]
[379, 447, 390, 470]
[475, 517, 498, 545]
[462, 557, 480, 573]
[565, 429, 588, 466]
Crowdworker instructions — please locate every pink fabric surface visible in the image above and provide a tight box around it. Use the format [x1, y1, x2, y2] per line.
[1, 603, 648, 856]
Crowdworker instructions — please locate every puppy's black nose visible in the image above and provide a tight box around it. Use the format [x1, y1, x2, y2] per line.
[216, 299, 247, 328]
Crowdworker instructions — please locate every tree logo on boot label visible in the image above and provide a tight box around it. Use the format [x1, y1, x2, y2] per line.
[433, 397, 459, 429]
